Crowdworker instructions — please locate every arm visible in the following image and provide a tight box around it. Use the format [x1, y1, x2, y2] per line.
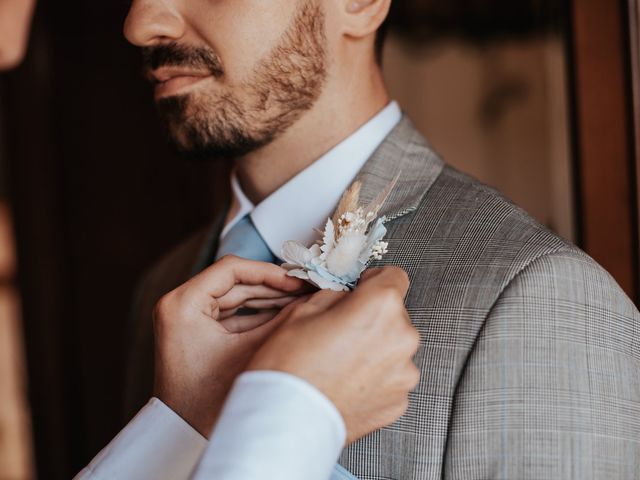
[193, 267, 419, 479]
[74, 399, 206, 480]
[75, 375, 345, 480]
[444, 249, 640, 479]
[78, 261, 418, 479]
[75, 373, 346, 480]
[77, 258, 307, 479]
[191, 372, 346, 480]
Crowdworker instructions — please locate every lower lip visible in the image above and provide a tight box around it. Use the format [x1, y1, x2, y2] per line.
[154, 75, 211, 99]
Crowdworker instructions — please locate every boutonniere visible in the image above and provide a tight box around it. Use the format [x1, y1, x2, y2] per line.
[281, 176, 398, 291]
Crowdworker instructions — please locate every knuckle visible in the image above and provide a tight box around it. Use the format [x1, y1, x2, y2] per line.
[361, 267, 381, 281]
[386, 306, 410, 332]
[382, 266, 409, 285]
[393, 303, 409, 319]
[406, 326, 421, 351]
[407, 364, 421, 389]
[290, 302, 314, 319]
[393, 266, 410, 286]
[313, 289, 337, 301]
[401, 396, 411, 414]
[376, 285, 400, 306]
[153, 292, 175, 325]
[391, 397, 410, 420]
[217, 254, 239, 266]
[401, 270, 410, 287]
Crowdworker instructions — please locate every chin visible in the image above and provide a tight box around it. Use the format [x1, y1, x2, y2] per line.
[166, 128, 270, 162]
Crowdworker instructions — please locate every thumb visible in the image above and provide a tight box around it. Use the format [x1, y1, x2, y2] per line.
[279, 290, 348, 326]
[305, 290, 349, 309]
[238, 308, 290, 346]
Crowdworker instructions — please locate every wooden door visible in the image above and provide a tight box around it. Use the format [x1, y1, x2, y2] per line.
[569, 0, 639, 302]
[629, 0, 640, 299]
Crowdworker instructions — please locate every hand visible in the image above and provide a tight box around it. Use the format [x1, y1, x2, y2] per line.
[248, 266, 420, 444]
[153, 255, 306, 436]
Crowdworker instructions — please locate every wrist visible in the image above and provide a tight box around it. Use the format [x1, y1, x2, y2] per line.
[156, 391, 222, 438]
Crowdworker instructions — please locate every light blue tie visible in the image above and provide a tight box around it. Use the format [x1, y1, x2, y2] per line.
[215, 214, 277, 263]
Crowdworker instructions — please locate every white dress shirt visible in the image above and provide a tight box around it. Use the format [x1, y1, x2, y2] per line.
[76, 372, 345, 480]
[76, 101, 402, 480]
[223, 101, 402, 260]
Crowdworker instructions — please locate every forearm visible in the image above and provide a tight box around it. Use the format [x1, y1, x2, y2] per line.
[191, 371, 346, 480]
[77, 371, 347, 480]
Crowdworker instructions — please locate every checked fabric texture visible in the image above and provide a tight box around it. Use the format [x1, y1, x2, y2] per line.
[126, 117, 640, 479]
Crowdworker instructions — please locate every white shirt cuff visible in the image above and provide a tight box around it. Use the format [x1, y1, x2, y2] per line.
[75, 398, 207, 480]
[192, 370, 346, 480]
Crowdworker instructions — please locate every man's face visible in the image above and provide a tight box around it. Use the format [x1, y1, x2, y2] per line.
[125, 0, 328, 160]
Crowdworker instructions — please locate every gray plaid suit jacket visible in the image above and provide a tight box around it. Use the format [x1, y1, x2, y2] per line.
[125, 117, 640, 479]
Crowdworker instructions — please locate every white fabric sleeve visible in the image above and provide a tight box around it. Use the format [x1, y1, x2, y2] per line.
[191, 370, 347, 480]
[74, 398, 207, 480]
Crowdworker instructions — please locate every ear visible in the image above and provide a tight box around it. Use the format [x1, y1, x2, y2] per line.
[340, 0, 391, 39]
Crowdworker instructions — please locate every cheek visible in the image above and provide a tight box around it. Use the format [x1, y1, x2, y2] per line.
[189, 0, 298, 80]
[321, 6, 342, 60]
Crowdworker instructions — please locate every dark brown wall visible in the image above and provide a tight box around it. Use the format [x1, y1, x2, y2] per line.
[2, 1, 226, 477]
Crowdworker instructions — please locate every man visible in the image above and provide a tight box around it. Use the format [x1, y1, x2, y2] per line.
[124, 0, 640, 478]
[78, 259, 419, 479]
[0, 3, 421, 478]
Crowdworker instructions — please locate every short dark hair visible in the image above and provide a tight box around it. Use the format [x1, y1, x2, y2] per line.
[375, 16, 391, 64]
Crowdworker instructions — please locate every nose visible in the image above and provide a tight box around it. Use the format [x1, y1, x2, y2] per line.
[124, 0, 185, 47]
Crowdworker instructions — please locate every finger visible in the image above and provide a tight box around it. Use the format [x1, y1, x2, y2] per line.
[218, 296, 300, 319]
[239, 308, 291, 345]
[323, 270, 409, 328]
[243, 296, 299, 310]
[217, 284, 303, 311]
[277, 294, 313, 314]
[356, 266, 410, 297]
[186, 255, 306, 300]
[219, 307, 239, 320]
[236, 294, 314, 343]
[360, 267, 384, 282]
[219, 310, 278, 334]
[276, 291, 349, 327]
[304, 289, 349, 310]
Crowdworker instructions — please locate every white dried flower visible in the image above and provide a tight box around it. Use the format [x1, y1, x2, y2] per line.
[281, 175, 399, 291]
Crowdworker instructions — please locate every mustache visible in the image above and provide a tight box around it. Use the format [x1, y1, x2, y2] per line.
[141, 42, 224, 77]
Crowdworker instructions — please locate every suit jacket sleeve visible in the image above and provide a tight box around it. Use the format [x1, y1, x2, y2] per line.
[444, 249, 640, 479]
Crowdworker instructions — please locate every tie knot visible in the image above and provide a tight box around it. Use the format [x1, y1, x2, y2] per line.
[215, 215, 277, 264]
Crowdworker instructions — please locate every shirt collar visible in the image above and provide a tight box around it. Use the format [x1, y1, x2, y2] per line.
[221, 101, 402, 261]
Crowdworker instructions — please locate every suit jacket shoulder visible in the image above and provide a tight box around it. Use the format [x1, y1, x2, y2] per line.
[444, 246, 640, 478]
[341, 158, 640, 478]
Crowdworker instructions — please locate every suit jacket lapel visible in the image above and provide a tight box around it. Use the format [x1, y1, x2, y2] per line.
[351, 115, 444, 223]
[338, 117, 447, 478]
[190, 204, 229, 275]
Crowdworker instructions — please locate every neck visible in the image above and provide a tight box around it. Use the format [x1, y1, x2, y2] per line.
[234, 66, 390, 204]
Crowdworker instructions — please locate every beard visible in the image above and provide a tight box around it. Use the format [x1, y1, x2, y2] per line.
[141, 1, 327, 161]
